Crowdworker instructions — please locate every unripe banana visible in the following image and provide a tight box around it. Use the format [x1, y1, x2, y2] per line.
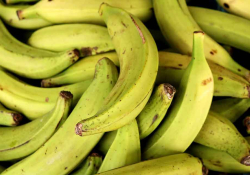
[0, 0, 51, 29]
[0, 102, 23, 126]
[98, 119, 140, 173]
[142, 31, 214, 160]
[28, 24, 115, 56]
[6, 0, 39, 4]
[17, 0, 153, 25]
[2, 58, 118, 175]
[188, 143, 250, 173]
[75, 4, 158, 136]
[137, 83, 176, 140]
[96, 131, 117, 156]
[217, 0, 250, 20]
[97, 153, 203, 175]
[189, 6, 250, 53]
[0, 91, 72, 161]
[211, 98, 250, 122]
[72, 153, 103, 175]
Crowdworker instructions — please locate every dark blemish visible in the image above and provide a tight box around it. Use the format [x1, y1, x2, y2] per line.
[241, 155, 250, 166]
[107, 75, 109, 79]
[244, 117, 250, 132]
[9, 19, 13, 23]
[76, 156, 78, 158]
[194, 31, 205, 35]
[131, 48, 133, 51]
[210, 50, 217, 55]
[0, 87, 3, 91]
[75, 123, 83, 136]
[12, 113, 23, 126]
[202, 77, 212, 85]
[121, 21, 127, 28]
[209, 160, 222, 167]
[48, 0, 52, 1]
[224, 3, 229, 8]
[130, 15, 146, 44]
[238, 69, 241, 72]
[150, 114, 158, 127]
[88, 162, 91, 167]
[123, 50, 126, 54]
[45, 149, 47, 155]
[65, 167, 68, 170]
[210, 51, 214, 55]
[218, 77, 223, 81]
[45, 97, 49, 102]
[22, 169, 24, 172]
[163, 83, 176, 99]
[178, 64, 183, 67]
[81, 47, 93, 56]
[202, 166, 209, 175]
[60, 91, 73, 99]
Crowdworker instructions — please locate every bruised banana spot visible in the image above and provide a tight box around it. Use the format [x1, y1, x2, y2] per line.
[130, 15, 145, 44]
[12, 113, 23, 126]
[202, 77, 212, 86]
[163, 83, 176, 99]
[75, 123, 83, 136]
[45, 97, 49, 102]
[218, 77, 223, 81]
[81, 47, 98, 56]
[241, 155, 250, 166]
[150, 114, 158, 127]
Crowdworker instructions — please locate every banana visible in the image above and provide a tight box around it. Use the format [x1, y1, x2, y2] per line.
[0, 1, 51, 29]
[187, 143, 250, 173]
[154, 0, 250, 81]
[243, 116, 250, 134]
[142, 31, 214, 160]
[97, 153, 203, 175]
[217, 0, 250, 20]
[41, 52, 119, 87]
[98, 119, 140, 173]
[137, 83, 176, 140]
[0, 102, 23, 126]
[75, 4, 158, 136]
[28, 24, 114, 56]
[17, 0, 153, 25]
[194, 111, 250, 163]
[189, 6, 250, 53]
[96, 131, 117, 156]
[1, 58, 118, 175]
[0, 18, 79, 79]
[0, 91, 72, 161]
[211, 98, 250, 122]
[6, 0, 39, 4]
[72, 153, 102, 175]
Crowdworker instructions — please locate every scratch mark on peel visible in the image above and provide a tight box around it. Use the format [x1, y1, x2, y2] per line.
[130, 15, 146, 44]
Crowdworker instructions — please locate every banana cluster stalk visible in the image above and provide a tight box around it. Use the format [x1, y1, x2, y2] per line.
[0, 91, 72, 161]
[188, 143, 250, 173]
[154, 0, 250, 81]
[137, 83, 176, 140]
[28, 24, 115, 56]
[97, 153, 204, 175]
[0, 102, 23, 126]
[217, 0, 250, 20]
[71, 153, 103, 175]
[98, 119, 141, 173]
[211, 98, 250, 123]
[17, 0, 153, 25]
[1, 58, 118, 175]
[189, 6, 250, 53]
[142, 31, 214, 160]
[0, 0, 51, 30]
[75, 4, 158, 136]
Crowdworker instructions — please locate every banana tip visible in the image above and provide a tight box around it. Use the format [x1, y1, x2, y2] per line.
[98, 2, 108, 16]
[163, 83, 176, 100]
[12, 113, 23, 126]
[202, 166, 209, 175]
[194, 31, 205, 35]
[75, 123, 83, 136]
[241, 155, 250, 166]
[60, 91, 73, 100]
[16, 10, 24, 20]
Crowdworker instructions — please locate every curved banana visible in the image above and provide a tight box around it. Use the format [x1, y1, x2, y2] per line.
[137, 83, 176, 140]
[0, 19, 79, 79]
[0, 1, 51, 30]
[194, 111, 250, 163]
[17, 0, 153, 25]
[28, 24, 114, 56]
[142, 31, 214, 160]
[72, 153, 103, 175]
[2, 58, 118, 175]
[0, 102, 23, 126]
[75, 4, 158, 136]
[217, 0, 250, 20]
[97, 153, 203, 175]
[96, 131, 117, 156]
[0, 91, 72, 161]
[98, 119, 140, 173]
[188, 143, 250, 173]
[211, 98, 250, 122]
[154, 0, 250, 81]
[189, 6, 250, 53]
[41, 52, 119, 87]
[243, 116, 250, 134]
[6, 0, 39, 4]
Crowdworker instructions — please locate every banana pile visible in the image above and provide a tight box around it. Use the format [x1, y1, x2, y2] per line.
[0, 0, 250, 174]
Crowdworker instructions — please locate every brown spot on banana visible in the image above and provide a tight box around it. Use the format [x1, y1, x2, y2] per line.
[150, 115, 158, 127]
[75, 123, 83, 136]
[241, 155, 250, 166]
[163, 83, 176, 100]
[224, 3, 230, 8]
[202, 166, 209, 175]
[12, 113, 23, 126]
[202, 77, 212, 86]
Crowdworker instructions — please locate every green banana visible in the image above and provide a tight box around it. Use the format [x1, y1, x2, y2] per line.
[142, 31, 214, 160]
[2, 58, 118, 175]
[28, 24, 114, 56]
[137, 83, 176, 140]
[217, 0, 250, 20]
[187, 143, 250, 173]
[211, 98, 250, 122]
[0, 102, 23, 126]
[72, 153, 103, 175]
[96, 131, 117, 156]
[97, 153, 203, 175]
[98, 119, 140, 173]
[41, 52, 119, 87]
[6, 0, 39, 4]
[0, 91, 72, 161]
[194, 111, 250, 163]
[243, 116, 250, 134]
[17, 0, 153, 25]
[189, 6, 250, 53]
[0, 1, 51, 30]
[154, 0, 250, 81]
[0, 18, 79, 79]
[75, 4, 158, 136]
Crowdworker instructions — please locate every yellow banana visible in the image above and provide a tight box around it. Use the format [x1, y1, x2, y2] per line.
[96, 131, 117, 156]
[75, 4, 158, 136]
[2, 58, 118, 175]
[0, 91, 72, 161]
[0, 102, 23, 126]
